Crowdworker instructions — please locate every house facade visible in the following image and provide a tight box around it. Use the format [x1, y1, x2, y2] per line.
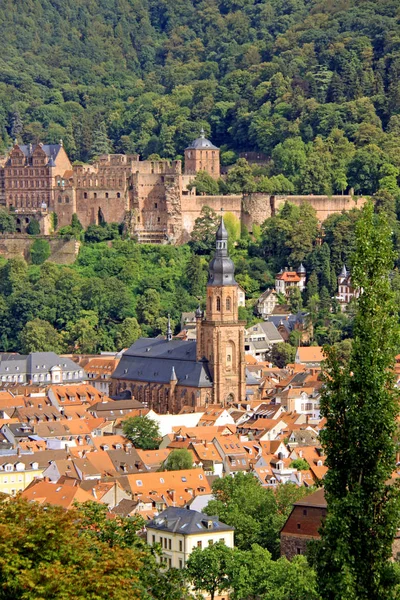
[147, 507, 234, 569]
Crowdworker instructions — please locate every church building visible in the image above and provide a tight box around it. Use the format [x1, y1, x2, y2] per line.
[111, 220, 257, 412]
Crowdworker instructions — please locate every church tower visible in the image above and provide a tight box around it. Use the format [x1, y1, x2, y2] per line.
[196, 219, 246, 405]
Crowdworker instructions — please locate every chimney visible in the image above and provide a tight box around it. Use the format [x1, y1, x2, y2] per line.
[169, 489, 176, 504]
[298, 471, 302, 484]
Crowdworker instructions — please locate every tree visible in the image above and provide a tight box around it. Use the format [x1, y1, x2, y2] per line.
[227, 545, 320, 600]
[0, 210, 15, 234]
[225, 159, 257, 194]
[116, 317, 141, 349]
[316, 202, 400, 600]
[204, 473, 310, 558]
[19, 318, 63, 353]
[90, 121, 112, 158]
[189, 206, 219, 255]
[122, 415, 161, 449]
[29, 239, 51, 264]
[187, 170, 219, 195]
[186, 541, 234, 600]
[10, 110, 23, 140]
[270, 342, 296, 368]
[287, 286, 302, 313]
[223, 212, 240, 244]
[26, 219, 41, 235]
[186, 254, 207, 297]
[290, 458, 309, 470]
[163, 448, 193, 471]
[71, 213, 84, 238]
[65, 310, 99, 353]
[0, 497, 151, 600]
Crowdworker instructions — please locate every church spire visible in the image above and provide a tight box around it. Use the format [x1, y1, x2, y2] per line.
[166, 314, 173, 341]
[208, 218, 236, 286]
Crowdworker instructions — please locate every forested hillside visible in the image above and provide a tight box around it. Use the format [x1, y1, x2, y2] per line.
[0, 202, 379, 355]
[1, 0, 399, 193]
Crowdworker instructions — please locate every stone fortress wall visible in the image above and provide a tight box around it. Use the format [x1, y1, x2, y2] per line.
[1, 134, 366, 247]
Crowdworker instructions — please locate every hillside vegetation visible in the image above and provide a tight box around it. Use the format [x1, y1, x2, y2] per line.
[0, 0, 400, 193]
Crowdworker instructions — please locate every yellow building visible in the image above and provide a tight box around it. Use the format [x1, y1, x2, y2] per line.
[146, 507, 234, 570]
[0, 458, 43, 496]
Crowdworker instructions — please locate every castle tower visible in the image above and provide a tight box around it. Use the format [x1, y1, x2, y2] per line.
[197, 219, 246, 405]
[184, 129, 220, 180]
[297, 263, 307, 291]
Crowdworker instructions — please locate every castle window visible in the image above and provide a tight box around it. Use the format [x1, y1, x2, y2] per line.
[216, 297, 221, 311]
[105, 193, 109, 198]
[94, 192, 97, 199]
[84, 192, 87, 199]
[154, 203, 158, 208]
[157, 217, 160, 223]
[58, 196, 62, 203]
[226, 297, 231, 311]
[65, 196, 69, 203]
[117, 192, 121, 198]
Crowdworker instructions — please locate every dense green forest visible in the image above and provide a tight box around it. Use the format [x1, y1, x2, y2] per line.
[1, 0, 400, 194]
[0, 201, 377, 354]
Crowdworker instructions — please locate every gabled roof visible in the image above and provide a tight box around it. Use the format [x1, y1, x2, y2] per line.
[112, 338, 212, 387]
[147, 507, 233, 535]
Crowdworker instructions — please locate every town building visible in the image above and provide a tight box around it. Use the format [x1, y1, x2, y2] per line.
[275, 266, 306, 296]
[244, 321, 283, 361]
[147, 507, 234, 569]
[0, 352, 85, 386]
[4, 142, 72, 232]
[255, 289, 279, 318]
[111, 221, 254, 411]
[336, 265, 358, 308]
[295, 347, 324, 367]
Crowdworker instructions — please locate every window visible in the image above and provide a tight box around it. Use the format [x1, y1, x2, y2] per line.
[208, 539, 213, 546]
[83, 192, 87, 199]
[226, 297, 231, 311]
[65, 196, 70, 203]
[154, 203, 158, 208]
[168, 538, 172, 550]
[117, 192, 121, 198]
[197, 541, 202, 549]
[105, 192, 109, 198]
[303, 509, 307, 516]
[297, 523, 301, 529]
[179, 559, 183, 569]
[179, 540, 183, 552]
[296, 547, 302, 555]
[157, 217, 160, 223]
[216, 297, 221, 311]
[94, 192, 97, 199]
[58, 196, 62, 203]
[164, 538, 168, 549]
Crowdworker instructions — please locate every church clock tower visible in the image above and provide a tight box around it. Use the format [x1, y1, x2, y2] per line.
[196, 219, 246, 405]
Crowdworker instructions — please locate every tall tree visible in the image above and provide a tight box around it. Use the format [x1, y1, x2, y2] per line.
[316, 202, 400, 600]
[10, 110, 23, 141]
[122, 415, 161, 450]
[90, 122, 112, 158]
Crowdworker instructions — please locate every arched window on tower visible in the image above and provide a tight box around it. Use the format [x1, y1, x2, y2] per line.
[216, 297, 221, 311]
[226, 297, 231, 311]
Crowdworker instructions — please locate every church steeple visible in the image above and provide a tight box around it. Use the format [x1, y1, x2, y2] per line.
[208, 218, 236, 286]
[197, 219, 246, 405]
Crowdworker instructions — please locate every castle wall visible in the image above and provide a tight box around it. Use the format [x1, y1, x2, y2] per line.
[274, 195, 367, 221]
[180, 195, 242, 242]
[0, 234, 79, 264]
